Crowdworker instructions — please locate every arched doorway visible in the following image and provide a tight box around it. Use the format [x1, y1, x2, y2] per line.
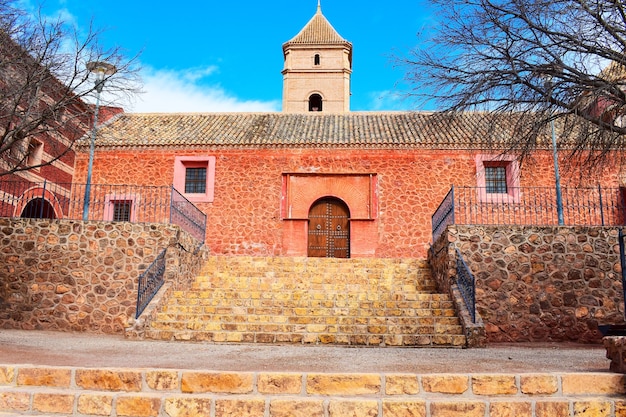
[308, 197, 350, 258]
[21, 198, 56, 219]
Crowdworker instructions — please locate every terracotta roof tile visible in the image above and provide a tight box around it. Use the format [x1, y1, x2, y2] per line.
[88, 112, 533, 150]
[283, 7, 351, 48]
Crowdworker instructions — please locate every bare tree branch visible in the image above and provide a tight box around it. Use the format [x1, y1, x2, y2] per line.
[0, 0, 141, 177]
[400, 0, 626, 165]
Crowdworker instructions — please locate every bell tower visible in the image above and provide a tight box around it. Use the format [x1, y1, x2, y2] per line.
[282, 2, 352, 113]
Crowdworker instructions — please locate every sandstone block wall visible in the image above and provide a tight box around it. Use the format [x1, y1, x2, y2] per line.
[2, 365, 626, 417]
[0, 218, 207, 334]
[431, 225, 626, 343]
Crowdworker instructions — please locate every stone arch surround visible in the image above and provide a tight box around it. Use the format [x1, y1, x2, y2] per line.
[281, 173, 378, 257]
[15, 187, 65, 219]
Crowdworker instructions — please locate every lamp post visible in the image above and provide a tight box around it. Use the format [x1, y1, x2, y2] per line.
[543, 76, 565, 225]
[550, 114, 565, 225]
[83, 61, 116, 221]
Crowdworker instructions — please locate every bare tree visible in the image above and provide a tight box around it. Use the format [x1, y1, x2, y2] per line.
[402, 0, 626, 163]
[0, 0, 140, 176]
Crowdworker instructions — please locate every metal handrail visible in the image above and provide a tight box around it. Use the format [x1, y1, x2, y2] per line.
[136, 248, 167, 318]
[618, 228, 626, 315]
[0, 180, 207, 242]
[431, 187, 455, 243]
[432, 185, 626, 243]
[170, 187, 207, 242]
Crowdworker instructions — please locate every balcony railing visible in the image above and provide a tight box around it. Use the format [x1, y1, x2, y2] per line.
[432, 185, 625, 242]
[0, 180, 206, 242]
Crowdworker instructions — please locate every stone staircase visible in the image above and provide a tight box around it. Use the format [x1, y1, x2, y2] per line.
[1, 365, 625, 417]
[142, 257, 467, 347]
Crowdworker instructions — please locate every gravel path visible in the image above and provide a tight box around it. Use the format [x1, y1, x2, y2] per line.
[0, 329, 610, 373]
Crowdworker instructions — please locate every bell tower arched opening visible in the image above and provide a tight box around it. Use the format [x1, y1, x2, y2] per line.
[309, 94, 323, 112]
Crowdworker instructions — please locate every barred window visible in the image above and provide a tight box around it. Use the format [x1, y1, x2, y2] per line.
[485, 165, 507, 194]
[112, 200, 132, 222]
[185, 167, 207, 194]
[173, 156, 216, 203]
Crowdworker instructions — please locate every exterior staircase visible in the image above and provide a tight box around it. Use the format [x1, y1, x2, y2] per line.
[143, 256, 466, 347]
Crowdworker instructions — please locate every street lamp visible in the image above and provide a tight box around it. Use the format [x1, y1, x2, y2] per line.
[543, 76, 565, 225]
[549, 111, 565, 225]
[83, 61, 117, 221]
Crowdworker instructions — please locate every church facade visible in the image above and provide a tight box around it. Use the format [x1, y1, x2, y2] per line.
[74, 5, 626, 260]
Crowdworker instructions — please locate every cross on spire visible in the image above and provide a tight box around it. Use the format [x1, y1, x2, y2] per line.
[317, 0, 321, 13]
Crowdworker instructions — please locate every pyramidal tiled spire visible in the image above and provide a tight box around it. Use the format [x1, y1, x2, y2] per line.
[283, 1, 351, 47]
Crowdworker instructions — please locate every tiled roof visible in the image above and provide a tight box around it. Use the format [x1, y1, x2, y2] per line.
[89, 112, 531, 150]
[282, 6, 351, 49]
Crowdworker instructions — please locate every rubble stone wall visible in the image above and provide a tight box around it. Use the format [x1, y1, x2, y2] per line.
[0, 218, 207, 334]
[73, 147, 624, 259]
[431, 225, 626, 343]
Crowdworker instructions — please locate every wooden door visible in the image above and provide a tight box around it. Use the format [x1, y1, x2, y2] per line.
[308, 198, 350, 258]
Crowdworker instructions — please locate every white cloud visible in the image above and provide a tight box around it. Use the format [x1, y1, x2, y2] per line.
[127, 66, 280, 113]
[367, 90, 411, 111]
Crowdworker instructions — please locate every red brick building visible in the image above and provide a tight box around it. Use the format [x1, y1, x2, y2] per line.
[0, 30, 124, 220]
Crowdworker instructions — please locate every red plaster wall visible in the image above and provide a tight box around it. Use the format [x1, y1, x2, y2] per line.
[74, 147, 625, 258]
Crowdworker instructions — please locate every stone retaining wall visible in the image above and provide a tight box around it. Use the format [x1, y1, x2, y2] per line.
[431, 225, 626, 343]
[1, 365, 625, 417]
[0, 218, 208, 334]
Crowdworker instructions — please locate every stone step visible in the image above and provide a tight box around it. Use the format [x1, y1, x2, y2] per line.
[197, 256, 436, 287]
[142, 331, 467, 346]
[156, 308, 460, 326]
[191, 280, 439, 292]
[1, 365, 625, 417]
[164, 294, 454, 315]
[149, 321, 464, 335]
[167, 290, 452, 302]
[140, 256, 466, 347]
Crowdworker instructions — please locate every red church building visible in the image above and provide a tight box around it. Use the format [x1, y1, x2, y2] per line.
[73, 5, 625, 260]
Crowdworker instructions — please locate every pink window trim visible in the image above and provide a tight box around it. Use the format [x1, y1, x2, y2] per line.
[475, 154, 520, 203]
[173, 156, 216, 203]
[104, 194, 138, 222]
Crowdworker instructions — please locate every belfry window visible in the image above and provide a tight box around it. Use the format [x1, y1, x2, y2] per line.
[314, 54, 320, 66]
[309, 94, 323, 112]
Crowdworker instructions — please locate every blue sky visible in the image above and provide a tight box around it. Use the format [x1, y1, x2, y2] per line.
[33, 1, 435, 113]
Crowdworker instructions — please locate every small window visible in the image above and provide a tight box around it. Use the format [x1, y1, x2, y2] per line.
[185, 167, 207, 194]
[309, 94, 323, 112]
[26, 139, 44, 167]
[112, 200, 132, 222]
[314, 54, 320, 66]
[104, 195, 137, 222]
[475, 154, 520, 203]
[173, 156, 216, 203]
[485, 165, 507, 194]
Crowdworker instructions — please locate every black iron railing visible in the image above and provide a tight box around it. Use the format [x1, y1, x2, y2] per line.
[432, 185, 625, 242]
[0, 180, 206, 241]
[618, 229, 626, 317]
[455, 248, 476, 323]
[136, 248, 167, 318]
[170, 187, 207, 242]
[432, 187, 455, 244]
